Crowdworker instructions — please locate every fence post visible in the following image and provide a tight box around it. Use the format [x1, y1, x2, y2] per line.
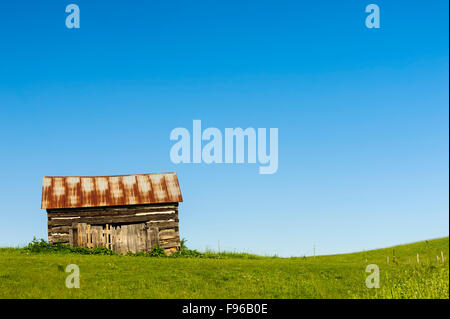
[416, 253, 420, 264]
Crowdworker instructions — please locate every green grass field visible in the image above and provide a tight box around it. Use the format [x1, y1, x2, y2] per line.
[0, 237, 448, 299]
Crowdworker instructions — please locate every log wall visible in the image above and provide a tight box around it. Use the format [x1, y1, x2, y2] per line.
[47, 203, 180, 254]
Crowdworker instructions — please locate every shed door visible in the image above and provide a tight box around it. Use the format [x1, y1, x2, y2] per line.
[70, 222, 159, 254]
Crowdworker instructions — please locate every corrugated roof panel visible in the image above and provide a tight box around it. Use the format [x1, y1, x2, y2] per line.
[165, 173, 182, 203]
[95, 177, 110, 207]
[150, 174, 168, 203]
[41, 172, 183, 209]
[136, 175, 152, 204]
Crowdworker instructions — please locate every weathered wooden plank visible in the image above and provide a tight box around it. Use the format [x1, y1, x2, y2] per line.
[78, 223, 87, 247]
[158, 229, 179, 241]
[91, 225, 96, 248]
[133, 224, 140, 253]
[47, 204, 178, 217]
[159, 240, 180, 249]
[146, 221, 179, 230]
[91, 225, 101, 248]
[47, 209, 178, 219]
[158, 234, 179, 241]
[146, 224, 152, 252]
[118, 225, 125, 254]
[137, 224, 147, 253]
[87, 224, 92, 248]
[104, 224, 109, 249]
[71, 222, 79, 246]
[47, 204, 177, 213]
[49, 233, 70, 243]
[49, 217, 81, 226]
[122, 224, 128, 254]
[68, 227, 73, 246]
[47, 208, 178, 218]
[112, 225, 120, 253]
[50, 226, 70, 233]
[148, 226, 159, 249]
[127, 224, 135, 253]
[50, 213, 177, 226]
[77, 224, 82, 246]
[135, 224, 141, 253]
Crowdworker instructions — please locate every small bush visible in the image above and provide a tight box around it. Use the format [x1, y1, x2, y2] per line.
[148, 245, 166, 257]
[23, 238, 67, 253]
[23, 237, 116, 255]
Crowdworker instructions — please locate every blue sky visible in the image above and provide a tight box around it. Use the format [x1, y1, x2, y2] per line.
[0, 1, 448, 256]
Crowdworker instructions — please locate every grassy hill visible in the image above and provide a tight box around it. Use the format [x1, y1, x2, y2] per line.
[0, 237, 448, 299]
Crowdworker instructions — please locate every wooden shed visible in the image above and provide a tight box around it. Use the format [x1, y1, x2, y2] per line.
[41, 172, 183, 254]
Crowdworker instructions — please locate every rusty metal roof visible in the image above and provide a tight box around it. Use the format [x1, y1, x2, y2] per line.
[41, 172, 183, 209]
